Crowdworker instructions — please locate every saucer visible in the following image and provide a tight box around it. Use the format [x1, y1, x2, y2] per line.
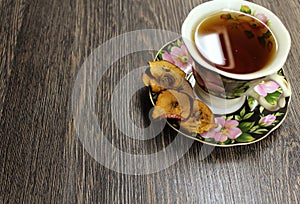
[149, 38, 291, 147]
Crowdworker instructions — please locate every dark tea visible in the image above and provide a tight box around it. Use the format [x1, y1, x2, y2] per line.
[194, 11, 277, 74]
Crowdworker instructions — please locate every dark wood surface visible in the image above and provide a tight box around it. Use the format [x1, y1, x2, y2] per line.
[1, 0, 299, 203]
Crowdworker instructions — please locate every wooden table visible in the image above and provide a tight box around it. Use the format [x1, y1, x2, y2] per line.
[1, 0, 299, 203]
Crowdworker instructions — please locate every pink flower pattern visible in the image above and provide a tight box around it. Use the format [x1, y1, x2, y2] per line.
[162, 44, 193, 73]
[255, 13, 268, 24]
[259, 114, 276, 126]
[201, 117, 242, 142]
[254, 81, 279, 97]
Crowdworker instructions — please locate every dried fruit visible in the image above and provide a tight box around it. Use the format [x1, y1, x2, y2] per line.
[180, 100, 216, 134]
[148, 60, 186, 78]
[142, 60, 215, 135]
[143, 60, 194, 97]
[152, 90, 192, 120]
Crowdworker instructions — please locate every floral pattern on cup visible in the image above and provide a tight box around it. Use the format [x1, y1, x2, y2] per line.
[193, 65, 254, 99]
[158, 39, 193, 74]
[247, 79, 282, 111]
[240, 5, 270, 25]
[259, 114, 277, 127]
[254, 81, 279, 97]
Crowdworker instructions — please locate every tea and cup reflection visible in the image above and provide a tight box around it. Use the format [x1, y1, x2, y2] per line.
[194, 10, 276, 74]
[182, 0, 291, 114]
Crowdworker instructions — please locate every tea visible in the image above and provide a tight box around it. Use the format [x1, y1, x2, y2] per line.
[194, 11, 277, 74]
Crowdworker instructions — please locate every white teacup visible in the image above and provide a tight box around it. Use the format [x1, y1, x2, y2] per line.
[182, 0, 291, 114]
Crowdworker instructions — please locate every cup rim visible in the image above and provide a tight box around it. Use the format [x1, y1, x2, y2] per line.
[181, 0, 291, 80]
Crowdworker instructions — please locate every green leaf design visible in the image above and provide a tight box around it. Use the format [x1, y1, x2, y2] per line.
[240, 5, 251, 14]
[278, 69, 284, 76]
[236, 133, 255, 143]
[243, 112, 254, 120]
[249, 125, 260, 133]
[195, 134, 203, 140]
[235, 115, 242, 121]
[226, 115, 234, 120]
[248, 96, 257, 110]
[265, 91, 281, 105]
[275, 112, 284, 117]
[254, 129, 269, 134]
[172, 123, 179, 128]
[259, 106, 265, 113]
[167, 45, 173, 52]
[152, 93, 158, 101]
[204, 138, 217, 143]
[234, 88, 247, 97]
[157, 51, 163, 60]
[238, 121, 255, 132]
[174, 39, 182, 47]
[218, 139, 231, 145]
[240, 107, 246, 117]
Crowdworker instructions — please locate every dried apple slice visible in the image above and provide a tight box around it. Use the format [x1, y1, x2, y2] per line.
[150, 67, 185, 90]
[178, 80, 194, 98]
[152, 90, 192, 120]
[142, 72, 165, 92]
[143, 60, 215, 136]
[146, 60, 194, 97]
[148, 60, 186, 78]
[179, 100, 215, 134]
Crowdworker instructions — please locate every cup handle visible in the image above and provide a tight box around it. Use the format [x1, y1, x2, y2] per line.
[246, 73, 291, 111]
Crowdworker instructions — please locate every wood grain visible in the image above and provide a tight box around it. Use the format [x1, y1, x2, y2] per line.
[0, 0, 299, 203]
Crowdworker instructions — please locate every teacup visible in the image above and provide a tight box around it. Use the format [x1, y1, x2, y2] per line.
[182, 0, 291, 114]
